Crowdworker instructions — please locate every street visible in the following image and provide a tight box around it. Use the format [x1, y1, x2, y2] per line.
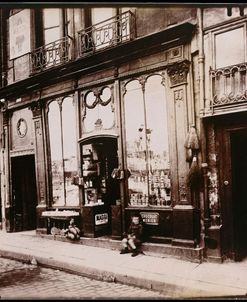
[0, 257, 166, 299]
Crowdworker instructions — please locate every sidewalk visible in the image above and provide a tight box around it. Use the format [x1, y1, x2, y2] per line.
[0, 231, 247, 299]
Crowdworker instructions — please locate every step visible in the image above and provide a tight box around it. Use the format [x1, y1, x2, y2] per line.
[37, 233, 203, 263]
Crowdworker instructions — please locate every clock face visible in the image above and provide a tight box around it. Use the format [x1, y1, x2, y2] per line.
[17, 118, 27, 138]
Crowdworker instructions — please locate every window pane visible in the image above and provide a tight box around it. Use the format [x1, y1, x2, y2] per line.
[62, 97, 79, 206]
[48, 101, 65, 206]
[44, 27, 60, 45]
[91, 8, 115, 25]
[124, 80, 148, 206]
[91, 8, 116, 49]
[83, 89, 115, 132]
[215, 27, 245, 69]
[145, 75, 171, 206]
[43, 8, 60, 28]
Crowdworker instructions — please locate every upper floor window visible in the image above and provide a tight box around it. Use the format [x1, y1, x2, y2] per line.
[215, 26, 246, 69]
[78, 7, 135, 56]
[30, 8, 72, 73]
[43, 8, 62, 44]
[9, 9, 31, 60]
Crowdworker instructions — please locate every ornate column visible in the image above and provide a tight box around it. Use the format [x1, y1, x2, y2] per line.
[167, 60, 201, 248]
[1, 108, 12, 232]
[30, 100, 47, 234]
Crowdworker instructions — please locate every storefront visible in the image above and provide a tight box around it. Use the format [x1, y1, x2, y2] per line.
[0, 6, 203, 260]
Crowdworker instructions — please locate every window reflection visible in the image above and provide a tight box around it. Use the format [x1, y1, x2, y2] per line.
[62, 97, 79, 206]
[48, 97, 79, 207]
[124, 75, 171, 207]
[48, 101, 65, 206]
[145, 75, 171, 206]
[124, 80, 149, 206]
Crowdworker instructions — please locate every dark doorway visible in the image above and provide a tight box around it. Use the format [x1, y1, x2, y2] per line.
[11, 155, 37, 231]
[81, 137, 120, 237]
[230, 129, 247, 260]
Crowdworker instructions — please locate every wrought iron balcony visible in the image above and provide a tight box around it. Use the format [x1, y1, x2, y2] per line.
[210, 63, 247, 110]
[78, 10, 136, 57]
[29, 36, 72, 74]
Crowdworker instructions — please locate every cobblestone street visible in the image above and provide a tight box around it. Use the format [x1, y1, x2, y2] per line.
[0, 257, 166, 299]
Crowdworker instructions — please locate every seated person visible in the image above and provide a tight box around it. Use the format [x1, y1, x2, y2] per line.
[63, 218, 80, 240]
[120, 214, 143, 257]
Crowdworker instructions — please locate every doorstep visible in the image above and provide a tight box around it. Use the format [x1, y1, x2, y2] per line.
[36, 233, 204, 263]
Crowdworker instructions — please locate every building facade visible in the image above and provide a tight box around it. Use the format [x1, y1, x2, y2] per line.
[0, 4, 246, 262]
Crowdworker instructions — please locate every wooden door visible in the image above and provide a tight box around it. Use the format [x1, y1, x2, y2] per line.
[218, 125, 247, 261]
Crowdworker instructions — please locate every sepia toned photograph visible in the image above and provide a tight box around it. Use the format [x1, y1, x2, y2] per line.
[0, 1, 247, 300]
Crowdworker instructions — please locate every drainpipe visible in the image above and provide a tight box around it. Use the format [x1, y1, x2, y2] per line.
[197, 7, 211, 238]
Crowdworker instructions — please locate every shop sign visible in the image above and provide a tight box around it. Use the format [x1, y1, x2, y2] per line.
[140, 212, 159, 225]
[95, 213, 108, 225]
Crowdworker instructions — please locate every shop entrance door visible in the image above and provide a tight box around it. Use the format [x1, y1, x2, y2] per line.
[11, 155, 37, 231]
[218, 124, 247, 261]
[81, 137, 120, 237]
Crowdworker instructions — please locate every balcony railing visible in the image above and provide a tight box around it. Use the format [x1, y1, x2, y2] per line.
[78, 10, 136, 57]
[29, 36, 72, 74]
[210, 63, 247, 110]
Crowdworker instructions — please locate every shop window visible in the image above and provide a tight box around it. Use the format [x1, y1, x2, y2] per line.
[82, 86, 115, 133]
[124, 75, 171, 208]
[48, 96, 79, 207]
[215, 26, 245, 69]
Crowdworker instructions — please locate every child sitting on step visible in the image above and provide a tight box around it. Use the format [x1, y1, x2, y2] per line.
[120, 214, 143, 257]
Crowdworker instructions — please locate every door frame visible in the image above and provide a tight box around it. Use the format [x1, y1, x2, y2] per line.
[216, 116, 247, 260]
[10, 154, 38, 231]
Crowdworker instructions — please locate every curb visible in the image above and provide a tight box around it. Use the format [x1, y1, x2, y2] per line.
[0, 248, 208, 298]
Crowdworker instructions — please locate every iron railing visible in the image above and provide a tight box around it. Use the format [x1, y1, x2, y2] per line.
[210, 62, 247, 109]
[29, 36, 72, 74]
[78, 10, 136, 57]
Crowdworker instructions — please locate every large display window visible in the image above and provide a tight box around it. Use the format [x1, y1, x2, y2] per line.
[123, 74, 171, 208]
[47, 96, 79, 207]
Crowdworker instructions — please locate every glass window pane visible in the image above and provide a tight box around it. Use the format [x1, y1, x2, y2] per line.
[215, 27, 245, 69]
[91, 8, 116, 49]
[98, 103, 114, 129]
[44, 27, 60, 45]
[48, 101, 65, 206]
[124, 80, 149, 207]
[62, 97, 79, 206]
[43, 8, 60, 28]
[145, 75, 171, 206]
[91, 8, 115, 25]
[83, 89, 115, 132]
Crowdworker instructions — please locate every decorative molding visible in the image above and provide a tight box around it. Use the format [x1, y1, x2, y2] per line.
[179, 177, 187, 203]
[83, 85, 113, 109]
[213, 91, 247, 106]
[29, 100, 42, 118]
[35, 120, 41, 136]
[167, 60, 190, 87]
[10, 148, 35, 157]
[174, 89, 184, 103]
[16, 118, 27, 138]
[138, 75, 147, 93]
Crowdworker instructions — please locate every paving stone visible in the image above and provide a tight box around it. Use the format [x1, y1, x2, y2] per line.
[0, 257, 165, 299]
